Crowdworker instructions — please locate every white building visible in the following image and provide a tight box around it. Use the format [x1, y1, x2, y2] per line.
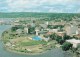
[45, 21, 49, 25]
[35, 28, 39, 35]
[24, 27, 28, 33]
[49, 29, 58, 33]
[66, 39, 80, 48]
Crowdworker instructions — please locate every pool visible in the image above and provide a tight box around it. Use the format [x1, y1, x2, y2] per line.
[32, 36, 42, 41]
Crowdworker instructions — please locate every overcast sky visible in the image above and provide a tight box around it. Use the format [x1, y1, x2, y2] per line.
[0, 0, 80, 13]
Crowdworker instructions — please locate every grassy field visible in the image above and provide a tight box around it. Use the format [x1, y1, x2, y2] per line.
[20, 40, 47, 46]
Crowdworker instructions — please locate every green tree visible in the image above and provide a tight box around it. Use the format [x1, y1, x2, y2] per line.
[57, 38, 65, 45]
[28, 27, 35, 34]
[11, 27, 18, 31]
[63, 34, 72, 41]
[62, 42, 73, 51]
[55, 35, 64, 44]
[49, 33, 57, 40]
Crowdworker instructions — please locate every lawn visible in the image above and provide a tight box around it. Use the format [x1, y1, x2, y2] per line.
[20, 40, 47, 46]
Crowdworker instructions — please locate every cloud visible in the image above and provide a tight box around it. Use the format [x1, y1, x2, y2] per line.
[7, 0, 41, 8]
[0, 0, 80, 13]
[49, 8, 63, 13]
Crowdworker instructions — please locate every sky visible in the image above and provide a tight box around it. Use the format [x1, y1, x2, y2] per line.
[0, 0, 80, 13]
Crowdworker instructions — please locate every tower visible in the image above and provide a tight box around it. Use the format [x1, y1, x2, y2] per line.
[24, 27, 28, 33]
[35, 29, 39, 35]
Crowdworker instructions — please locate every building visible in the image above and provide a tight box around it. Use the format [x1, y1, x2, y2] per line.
[16, 29, 22, 34]
[65, 24, 78, 36]
[39, 24, 47, 29]
[35, 27, 40, 35]
[66, 39, 80, 48]
[42, 37, 50, 42]
[49, 29, 58, 33]
[57, 31, 65, 37]
[45, 21, 49, 25]
[24, 27, 28, 33]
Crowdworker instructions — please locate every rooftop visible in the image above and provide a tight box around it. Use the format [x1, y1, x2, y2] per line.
[66, 39, 80, 44]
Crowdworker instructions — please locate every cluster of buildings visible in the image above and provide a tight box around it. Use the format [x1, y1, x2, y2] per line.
[13, 19, 80, 37]
[0, 18, 14, 25]
[13, 19, 80, 47]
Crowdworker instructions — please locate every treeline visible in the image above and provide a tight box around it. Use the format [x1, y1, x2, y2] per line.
[0, 12, 80, 21]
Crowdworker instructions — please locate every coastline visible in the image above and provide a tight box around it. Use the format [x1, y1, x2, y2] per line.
[0, 26, 50, 55]
[1, 29, 53, 55]
[4, 46, 49, 55]
[1, 25, 57, 55]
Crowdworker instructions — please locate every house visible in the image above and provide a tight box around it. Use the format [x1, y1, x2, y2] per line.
[66, 39, 80, 48]
[74, 34, 80, 39]
[31, 23, 36, 27]
[42, 37, 50, 42]
[46, 32, 53, 35]
[57, 31, 65, 37]
[49, 29, 58, 33]
[39, 24, 47, 29]
[14, 20, 19, 23]
[16, 29, 22, 34]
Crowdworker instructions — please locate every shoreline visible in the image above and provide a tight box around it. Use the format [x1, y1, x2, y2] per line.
[1, 26, 56, 55]
[4, 46, 49, 55]
[1, 31, 50, 55]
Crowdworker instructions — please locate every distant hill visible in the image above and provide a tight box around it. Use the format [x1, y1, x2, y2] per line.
[0, 12, 80, 21]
